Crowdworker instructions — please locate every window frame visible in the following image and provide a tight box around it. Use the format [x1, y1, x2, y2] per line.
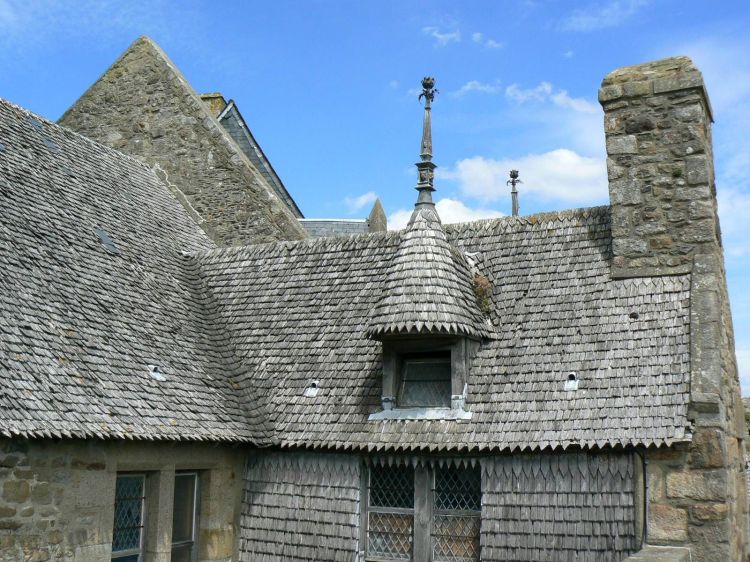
[362, 462, 481, 562]
[171, 471, 201, 562]
[111, 473, 147, 562]
[375, 336, 478, 417]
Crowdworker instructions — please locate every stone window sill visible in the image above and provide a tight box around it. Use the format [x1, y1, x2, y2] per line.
[368, 407, 472, 421]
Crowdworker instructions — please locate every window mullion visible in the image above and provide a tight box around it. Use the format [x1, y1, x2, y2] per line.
[413, 465, 433, 562]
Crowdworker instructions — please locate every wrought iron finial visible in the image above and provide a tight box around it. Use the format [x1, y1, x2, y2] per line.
[414, 77, 437, 210]
[507, 169, 522, 217]
[419, 76, 438, 104]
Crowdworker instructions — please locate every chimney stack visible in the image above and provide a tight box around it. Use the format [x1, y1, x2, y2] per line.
[599, 57, 719, 278]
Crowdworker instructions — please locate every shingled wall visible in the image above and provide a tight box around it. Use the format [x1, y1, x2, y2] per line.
[239, 452, 360, 561]
[59, 36, 307, 247]
[601, 57, 749, 561]
[481, 451, 640, 562]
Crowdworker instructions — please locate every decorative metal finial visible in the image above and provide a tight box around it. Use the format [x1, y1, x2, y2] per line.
[507, 169, 522, 217]
[419, 76, 438, 104]
[414, 77, 438, 210]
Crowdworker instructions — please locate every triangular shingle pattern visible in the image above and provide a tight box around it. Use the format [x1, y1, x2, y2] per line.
[0, 99, 691, 452]
[366, 206, 489, 339]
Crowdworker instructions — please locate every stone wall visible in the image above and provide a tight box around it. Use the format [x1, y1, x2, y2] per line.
[0, 439, 244, 562]
[58, 36, 307, 247]
[601, 56, 749, 561]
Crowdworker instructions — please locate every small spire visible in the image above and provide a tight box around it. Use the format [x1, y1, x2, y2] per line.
[507, 169, 522, 217]
[415, 77, 438, 209]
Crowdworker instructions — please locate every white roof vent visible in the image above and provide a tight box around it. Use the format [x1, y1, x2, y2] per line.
[148, 365, 166, 382]
[564, 372, 578, 391]
[303, 380, 320, 398]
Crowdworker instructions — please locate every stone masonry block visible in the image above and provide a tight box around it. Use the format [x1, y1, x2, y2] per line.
[690, 503, 729, 522]
[666, 469, 728, 501]
[649, 503, 688, 542]
[610, 179, 643, 205]
[685, 155, 710, 185]
[613, 237, 648, 258]
[598, 85, 623, 102]
[607, 135, 639, 154]
[688, 429, 726, 469]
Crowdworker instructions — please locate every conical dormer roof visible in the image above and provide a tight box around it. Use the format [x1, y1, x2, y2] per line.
[367, 78, 489, 340]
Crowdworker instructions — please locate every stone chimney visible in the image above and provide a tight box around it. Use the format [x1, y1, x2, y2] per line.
[601, 57, 750, 560]
[599, 56, 719, 278]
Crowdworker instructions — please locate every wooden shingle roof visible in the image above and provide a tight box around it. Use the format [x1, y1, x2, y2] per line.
[0, 99, 691, 451]
[366, 205, 489, 340]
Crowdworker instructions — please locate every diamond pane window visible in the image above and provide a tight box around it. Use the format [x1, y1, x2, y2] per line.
[398, 353, 451, 408]
[432, 465, 481, 562]
[367, 512, 414, 560]
[367, 465, 415, 560]
[434, 465, 481, 512]
[112, 474, 145, 561]
[370, 465, 415, 509]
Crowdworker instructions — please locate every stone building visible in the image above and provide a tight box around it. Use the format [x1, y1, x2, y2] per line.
[0, 37, 747, 562]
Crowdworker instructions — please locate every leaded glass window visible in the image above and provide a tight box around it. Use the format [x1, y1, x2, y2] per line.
[398, 353, 451, 408]
[432, 466, 481, 562]
[366, 465, 415, 560]
[112, 474, 145, 561]
[365, 463, 481, 562]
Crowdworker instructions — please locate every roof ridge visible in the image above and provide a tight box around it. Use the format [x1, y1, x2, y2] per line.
[444, 205, 610, 234]
[188, 228, 401, 261]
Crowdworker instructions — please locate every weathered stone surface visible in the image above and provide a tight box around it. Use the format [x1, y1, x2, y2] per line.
[2, 479, 29, 502]
[601, 56, 719, 278]
[688, 429, 726, 469]
[690, 503, 728, 522]
[666, 470, 728, 501]
[59, 36, 307, 248]
[649, 504, 688, 542]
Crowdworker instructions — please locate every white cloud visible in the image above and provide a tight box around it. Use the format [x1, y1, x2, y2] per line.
[441, 149, 608, 205]
[388, 80, 399, 89]
[506, 82, 552, 103]
[453, 80, 502, 97]
[388, 198, 504, 230]
[560, 0, 650, 32]
[506, 81, 598, 113]
[563, 50, 575, 59]
[471, 30, 502, 49]
[344, 191, 378, 214]
[422, 26, 461, 46]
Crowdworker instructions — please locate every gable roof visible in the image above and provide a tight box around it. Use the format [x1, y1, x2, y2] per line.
[58, 36, 308, 246]
[194, 207, 691, 452]
[0, 98, 253, 441]
[0, 98, 691, 452]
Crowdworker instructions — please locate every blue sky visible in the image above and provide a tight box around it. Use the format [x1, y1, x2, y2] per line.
[1, 0, 749, 390]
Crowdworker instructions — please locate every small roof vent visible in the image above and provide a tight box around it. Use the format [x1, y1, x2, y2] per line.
[43, 137, 59, 153]
[95, 228, 120, 254]
[26, 117, 43, 131]
[564, 372, 579, 391]
[0, 142, 6, 152]
[148, 365, 166, 382]
[303, 380, 320, 398]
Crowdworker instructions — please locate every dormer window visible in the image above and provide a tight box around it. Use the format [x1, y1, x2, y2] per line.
[369, 337, 477, 420]
[398, 352, 451, 408]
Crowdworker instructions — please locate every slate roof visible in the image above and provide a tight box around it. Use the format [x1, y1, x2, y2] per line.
[0, 98, 252, 441]
[0, 98, 692, 452]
